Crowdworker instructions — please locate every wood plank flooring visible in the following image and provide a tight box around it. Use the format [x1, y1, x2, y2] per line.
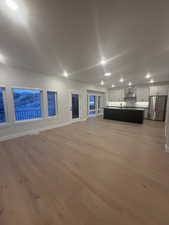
[0, 117, 169, 225]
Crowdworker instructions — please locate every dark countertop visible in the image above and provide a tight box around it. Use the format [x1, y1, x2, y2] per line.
[104, 107, 145, 124]
[104, 107, 145, 111]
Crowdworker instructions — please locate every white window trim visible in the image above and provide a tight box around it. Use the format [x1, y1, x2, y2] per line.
[11, 86, 44, 123]
[0, 85, 60, 127]
[14, 117, 44, 124]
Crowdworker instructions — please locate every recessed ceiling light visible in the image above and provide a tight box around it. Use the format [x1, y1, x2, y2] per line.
[6, 0, 18, 11]
[100, 80, 104, 86]
[145, 73, 151, 79]
[100, 58, 107, 66]
[150, 79, 154, 84]
[104, 72, 112, 77]
[128, 81, 132, 86]
[0, 53, 6, 64]
[63, 71, 69, 77]
[112, 84, 116, 88]
[120, 78, 124, 83]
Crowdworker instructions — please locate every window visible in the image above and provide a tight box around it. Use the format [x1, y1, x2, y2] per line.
[89, 96, 96, 110]
[0, 88, 6, 123]
[13, 88, 42, 121]
[47, 91, 57, 117]
[88, 95, 96, 115]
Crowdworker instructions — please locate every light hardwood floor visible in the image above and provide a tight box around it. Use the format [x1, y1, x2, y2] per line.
[0, 118, 169, 225]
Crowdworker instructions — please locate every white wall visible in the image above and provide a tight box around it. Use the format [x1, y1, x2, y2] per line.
[0, 66, 107, 141]
[165, 90, 169, 152]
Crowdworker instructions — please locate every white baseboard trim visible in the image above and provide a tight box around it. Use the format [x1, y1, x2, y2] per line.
[165, 144, 169, 153]
[0, 130, 40, 142]
[80, 118, 87, 122]
[0, 120, 77, 142]
[87, 114, 103, 118]
[71, 118, 87, 123]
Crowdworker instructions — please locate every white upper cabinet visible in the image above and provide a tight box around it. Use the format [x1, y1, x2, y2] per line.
[108, 89, 124, 101]
[136, 87, 149, 102]
[108, 85, 169, 103]
[150, 85, 169, 96]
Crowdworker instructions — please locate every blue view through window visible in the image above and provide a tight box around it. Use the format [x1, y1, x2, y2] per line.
[88, 95, 96, 115]
[13, 88, 42, 121]
[47, 91, 57, 117]
[89, 95, 96, 110]
[0, 88, 6, 123]
[89, 111, 96, 115]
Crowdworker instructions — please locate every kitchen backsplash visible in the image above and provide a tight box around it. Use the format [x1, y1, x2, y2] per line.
[108, 101, 149, 108]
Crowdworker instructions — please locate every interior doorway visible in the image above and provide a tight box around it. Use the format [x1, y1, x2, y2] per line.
[70, 91, 82, 122]
[72, 94, 79, 119]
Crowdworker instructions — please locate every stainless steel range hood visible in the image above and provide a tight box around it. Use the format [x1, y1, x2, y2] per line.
[124, 87, 137, 102]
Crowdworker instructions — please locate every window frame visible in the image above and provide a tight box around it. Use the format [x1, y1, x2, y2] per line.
[87, 93, 104, 117]
[0, 86, 8, 126]
[12, 86, 44, 123]
[47, 90, 58, 118]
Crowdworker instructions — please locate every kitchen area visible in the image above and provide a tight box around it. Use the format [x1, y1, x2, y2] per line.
[104, 84, 168, 124]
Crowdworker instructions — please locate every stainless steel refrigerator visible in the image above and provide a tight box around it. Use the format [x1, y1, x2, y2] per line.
[148, 95, 168, 121]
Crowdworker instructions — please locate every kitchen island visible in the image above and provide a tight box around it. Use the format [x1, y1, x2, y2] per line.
[104, 107, 145, 124]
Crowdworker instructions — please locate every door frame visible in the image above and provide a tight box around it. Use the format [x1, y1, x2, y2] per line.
[97, 95, 103, 115]
[87, 94, 104, 117]
[70, 90, 82, 123]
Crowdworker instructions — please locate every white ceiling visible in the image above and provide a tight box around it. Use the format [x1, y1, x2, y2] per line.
[0, 0, 169, 88]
